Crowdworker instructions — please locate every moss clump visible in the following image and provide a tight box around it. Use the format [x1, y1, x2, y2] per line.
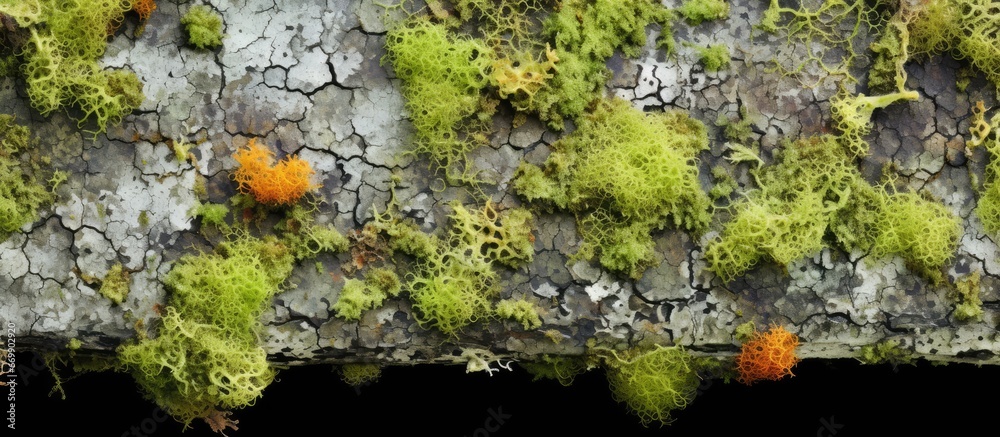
[98, 263, 130, 305]
[338, 363, 382, 387]
[274, 205, 349, 261]
[1, 1, 144, 133]
[857, 340, 915, 367]
[706, 135, 960, 283]
[192, 202, 230, 228]
[705, 136, 858, 282]
[830, 89, 919, 158]
[383, 17, 494, 182]
[950, 271, 984, 322]
[332, 268, 402, 321]
[0, 114, 54, 240]
[602, 345, 700, 426]
[678, 0, 729, 25]
[371, 200, 535, 337]
[871, 191, 960, 282]
[693, 44, 730, 72]
[514, 97, 712, 279]
[117, 232, 295, 429]
[407, 203, 535, 337]
[532, 0, 675, 128]
[495, 299, 541, 330]
[181, 5, 225, 50]
[521, 355, 590, 386]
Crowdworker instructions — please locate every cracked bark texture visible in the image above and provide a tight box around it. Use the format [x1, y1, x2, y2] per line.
[3, 0, 999, 367]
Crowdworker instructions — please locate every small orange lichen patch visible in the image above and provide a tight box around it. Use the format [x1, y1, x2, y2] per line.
[232, 138, 318, 206]
[735, 325, 800, 385]
[132, 0, 157, 21]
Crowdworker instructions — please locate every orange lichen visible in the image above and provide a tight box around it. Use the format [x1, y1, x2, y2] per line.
[735, 325, 800, 385]
[231, 138, 318, 206]
[132, 0, 157, 21]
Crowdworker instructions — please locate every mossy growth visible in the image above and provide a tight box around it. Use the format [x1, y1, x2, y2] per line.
[494, 299, 541, 330]
[0, 1, 144, 133]
[532, 0, 675, 129]
[692, 44, 730, 72]
[950, 271, 984, 322]
[513, 97, 712, 279]
[600, 345, 701, 426]
[705, 136, 859, 282]
[371, 199, 536, 337]
[830, 88, 919, 158]
[973, 103, 1000, 234]
[0, 114, 55, 241]
[678, 0, 729, 25]
[275, 205, 350, 261]
[706, 135, 960, 283]
[520, 355, 591, 386]
[715, 105, 755, 145]
[181, 5, 225, 50]
[98, 263, 130, 305]
[338, 363, 382, 387]
[857, 340, 916, 367]
[192, 202, 230, 229]
[383, 16, 494, 182]
[117, 231, 296, 429]
[757, 0, 883, 82]
[332, 267, 402, 321]
[870, 191, 960, 283]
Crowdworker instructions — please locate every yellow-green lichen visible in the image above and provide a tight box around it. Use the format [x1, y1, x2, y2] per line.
[0, 114, 54, 240]
[513, 97, 711, 279]
[117, 232, 295, 428]
[951, 271, 984, 322]
[601, 345, 700, 426]
[495, 299, 541, 330]
[1, 1, 145, 133]
[338, 363, 382, 386]
[181, 5, 225, 50]
[332, 268, 402, 321]
[98, 263, 130, 305]
[857, 340, 915, 367]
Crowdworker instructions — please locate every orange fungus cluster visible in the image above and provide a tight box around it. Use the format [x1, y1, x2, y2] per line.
[735, 325, 800, 385]
[132, 0, 157, 21]
[232, 138, 318, 206]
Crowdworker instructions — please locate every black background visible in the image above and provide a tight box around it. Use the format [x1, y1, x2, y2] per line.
[9, 351, 1000, 436]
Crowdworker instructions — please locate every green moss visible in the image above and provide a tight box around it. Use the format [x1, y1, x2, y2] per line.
[830, 89, 919, 158]
[857, 340, 915, 367]
[332, 268, 402, 321]
[530, 0, 674, 129]
[67, 338, 82, 350]
[867, 19, 907, 94]
[871, 191, 960, 282]
[951, 271, 984, 322]
[693, 44, 730, 71]
[192, 202, 230, 228]
[0, 114, 54, 240]
[521, 355, 590, 386]
[275, 206, 349, 261]
[371, 206, 440, 260]
[602, 345, 700, 426]
[448, 201, 535, 269]
[181, 5, 225, 50]
[3, 1, 145, 133]
[514, 98, 712, 279]
[708, 165, 737, 201]
[495, 299, 541, 330]
[383, 17, 494, 182]
[705, 136, 858, 282]
[117, 232, 295, 428]
[733, 321, 756, 343]
[678, 0, 728, 25]
[99, 263, 130, 305]
[338, 363, 382, 387]
[715, 106, 754, 144]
